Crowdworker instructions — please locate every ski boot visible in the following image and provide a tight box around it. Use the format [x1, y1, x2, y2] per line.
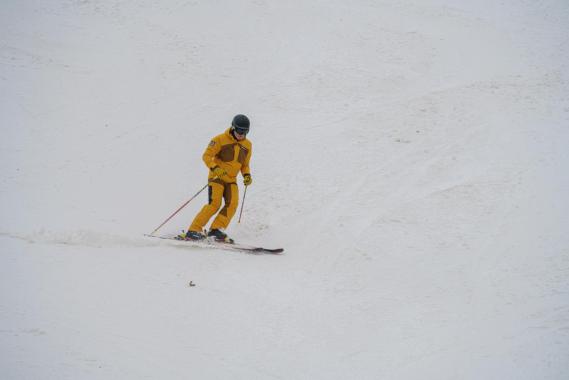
[207, 229, 234, 243]
[177, 230, 206, 241]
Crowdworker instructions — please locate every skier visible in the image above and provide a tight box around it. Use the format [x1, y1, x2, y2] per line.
[183, 114, 253, 242]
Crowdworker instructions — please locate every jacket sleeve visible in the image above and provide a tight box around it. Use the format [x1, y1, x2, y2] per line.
[241, 144, 252, 176]
[202, 136, 221, 169]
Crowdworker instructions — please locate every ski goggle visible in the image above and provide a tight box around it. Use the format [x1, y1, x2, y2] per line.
[232, 126, 248, 136]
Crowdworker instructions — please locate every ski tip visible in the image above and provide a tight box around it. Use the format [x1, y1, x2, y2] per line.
[261, 248, 284, 254]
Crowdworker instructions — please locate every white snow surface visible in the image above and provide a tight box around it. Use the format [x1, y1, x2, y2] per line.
[2, 1, 569, 379]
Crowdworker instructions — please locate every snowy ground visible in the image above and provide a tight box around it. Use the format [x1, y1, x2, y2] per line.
[1, 1, 569, 379]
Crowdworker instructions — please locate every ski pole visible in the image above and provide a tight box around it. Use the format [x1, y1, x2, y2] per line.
[149, 183, 208, 236]
[238, 185, 248, 223]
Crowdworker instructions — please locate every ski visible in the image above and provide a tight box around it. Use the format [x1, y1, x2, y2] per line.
[209, 240, 284, 254]
[144, 234, 284, 255]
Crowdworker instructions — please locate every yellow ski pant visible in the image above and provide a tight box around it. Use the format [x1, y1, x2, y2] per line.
[189, 179, 239, 232]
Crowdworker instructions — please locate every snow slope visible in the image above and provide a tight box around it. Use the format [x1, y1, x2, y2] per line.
[1, 0, 569, 379]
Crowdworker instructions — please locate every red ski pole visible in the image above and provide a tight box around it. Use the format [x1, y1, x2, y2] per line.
[149, 183, 208, 236]
[238, 185, 248, 223]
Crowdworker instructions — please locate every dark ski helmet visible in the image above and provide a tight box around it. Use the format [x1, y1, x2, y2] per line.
[232, 114, 250, 135]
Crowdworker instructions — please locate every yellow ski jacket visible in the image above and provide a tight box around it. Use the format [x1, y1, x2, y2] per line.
[202, 128, 252, 183]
